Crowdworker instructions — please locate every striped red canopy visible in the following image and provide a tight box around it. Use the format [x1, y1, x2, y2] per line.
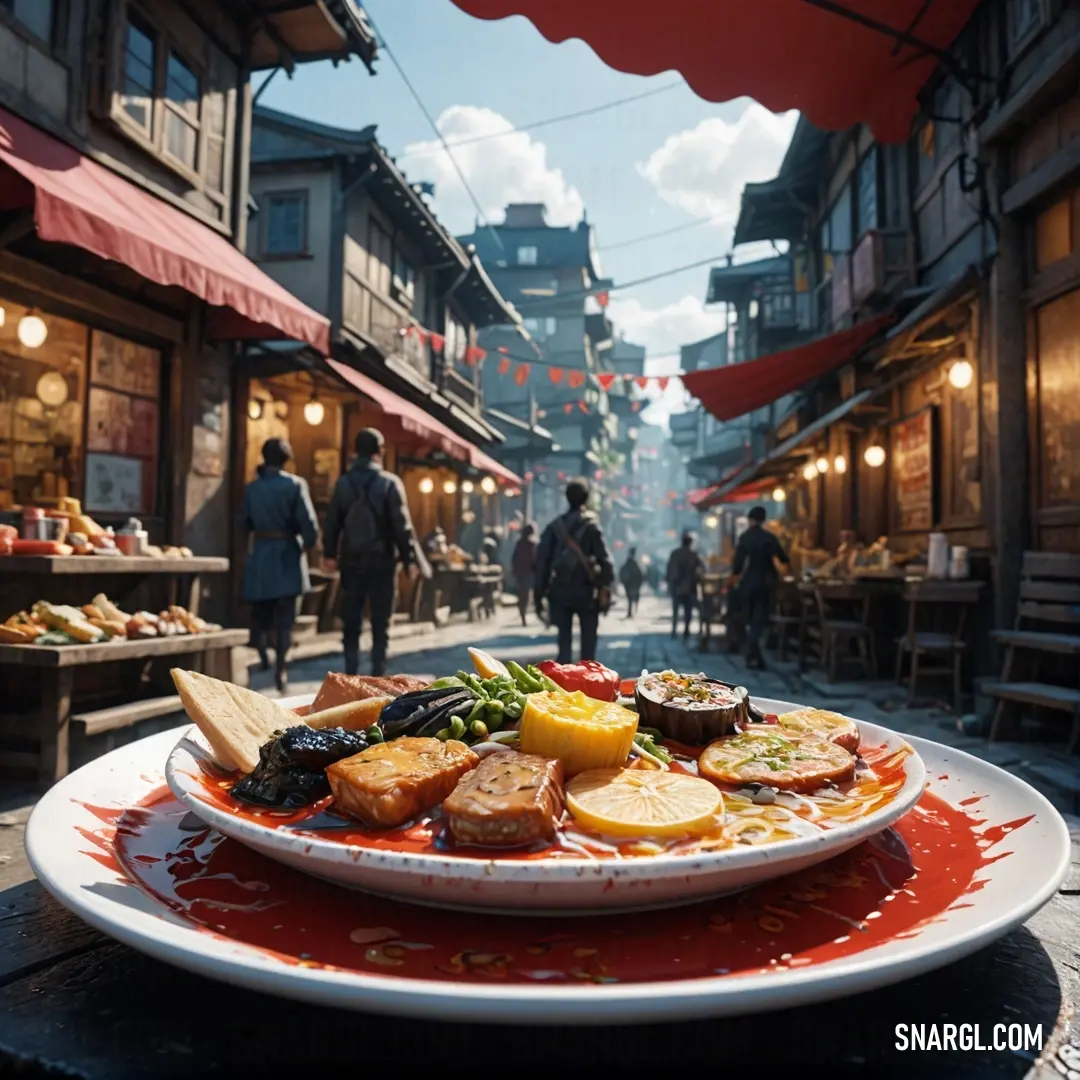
[449, 0, 980, 142]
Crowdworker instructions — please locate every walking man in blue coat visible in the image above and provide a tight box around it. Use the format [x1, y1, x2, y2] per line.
[241, 438, 320, 694]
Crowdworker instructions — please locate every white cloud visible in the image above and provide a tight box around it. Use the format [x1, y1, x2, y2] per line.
[609, 294, 727, 359]
[637, 104, 798, 237]
[401, 106, 584, 234]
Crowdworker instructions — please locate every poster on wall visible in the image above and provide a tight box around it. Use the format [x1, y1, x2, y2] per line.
[90, 331, 161, 398]
[85, 453, 144, 514]
[891, 408, 934, 532]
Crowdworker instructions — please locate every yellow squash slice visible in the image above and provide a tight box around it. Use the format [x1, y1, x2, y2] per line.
[519, 690, 638, 776]
[566, 768, 722, 838]
[468, 647, 510, 680]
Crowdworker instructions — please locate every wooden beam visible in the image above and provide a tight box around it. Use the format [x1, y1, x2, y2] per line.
[1002, 136, 1080, 215]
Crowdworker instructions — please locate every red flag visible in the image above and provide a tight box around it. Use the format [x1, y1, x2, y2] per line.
[567, 370, 585, 389]
[634, 375, 649, 389]
[596, 373, 616, 392]
[578, 400, 589, 414]
[595, 290, 610, 308]
[557, 471, 567, 480]
[464, 345, 486, 367]
[497, 357, 511, 375]
[514, 363, 531, 386]
[548, 366, 564, 385]
[428, 332, 445, 353]
[656, 376, 670, 391]
[564, 402, 574, 414]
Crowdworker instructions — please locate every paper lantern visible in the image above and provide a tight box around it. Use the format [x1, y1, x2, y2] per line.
[498, 357, 511, 375]
[514, 364, 531, 386]
[548, 366, 564, 385]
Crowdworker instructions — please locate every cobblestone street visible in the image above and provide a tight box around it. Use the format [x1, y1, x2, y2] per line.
[3, 592, 1079, 890]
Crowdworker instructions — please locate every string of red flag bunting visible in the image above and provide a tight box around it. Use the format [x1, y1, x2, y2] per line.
[400, 325, 676, 394]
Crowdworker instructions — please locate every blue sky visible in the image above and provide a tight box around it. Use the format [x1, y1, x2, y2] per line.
[261, 0, 797, 414]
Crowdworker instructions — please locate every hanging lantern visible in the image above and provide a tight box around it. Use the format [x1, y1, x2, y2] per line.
[948, 359, 974, 389]
[514, 363, 531, 386]
[864, 444, 887, 468]
[548, 366, 564, 385]
[443, 479, 458, 495]
[419, 477, 434, 494]
[481, 476, 497, 495]
[17, 312, 48, 349]
[462, 480, 475, 493]
[303, 394, 325, 426]
[497, 357, 511, 375]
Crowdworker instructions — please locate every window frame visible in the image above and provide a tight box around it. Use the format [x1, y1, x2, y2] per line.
[517, 245, 539, 266]
[855, 146, 879, 240]
[0, 0, 57, 49]
[262, 190, 309, 258]
[1007, 0, 1045, 54]
[108, 2, 229, 215]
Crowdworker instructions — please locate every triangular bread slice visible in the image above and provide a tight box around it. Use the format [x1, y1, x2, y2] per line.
[171, 668, 305, 774]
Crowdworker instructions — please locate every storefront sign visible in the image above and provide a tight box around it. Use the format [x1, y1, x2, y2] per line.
[891, 408, 934, 532]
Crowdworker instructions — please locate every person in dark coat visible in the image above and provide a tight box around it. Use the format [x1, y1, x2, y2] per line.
[323, 428, 428, 677]
[511, 522, 538, 627]
[242, 438, 320, 694]
[535, 478, 614, 663]
[618, 546, 644, 618]
[666, 531, 704, 641]
[732, 505, 791, 670]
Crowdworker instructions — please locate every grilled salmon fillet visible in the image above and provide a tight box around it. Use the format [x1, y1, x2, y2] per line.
[443, 751, 565, 847]
[311, 673, 429, 713]
[326, 737, 478, 827]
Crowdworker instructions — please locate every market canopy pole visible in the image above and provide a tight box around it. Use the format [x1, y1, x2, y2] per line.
[447, 0, 982, 143]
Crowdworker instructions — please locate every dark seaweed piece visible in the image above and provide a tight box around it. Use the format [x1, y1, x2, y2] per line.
[265, 725, 370, 770]
[381, 689, 477, 739]
[231, 764, 330, 809]
[230, 725, 370, 809]
[379, 687, 464, 730]
[414, 693, 481, 738]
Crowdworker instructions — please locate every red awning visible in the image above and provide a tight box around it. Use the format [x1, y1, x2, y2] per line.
[327, 360, 522, 484]
[681, 316, 892, 423]
[0, 107, 329, 353]
[449, 0, 979, 143]
[698, 478, 779, 510]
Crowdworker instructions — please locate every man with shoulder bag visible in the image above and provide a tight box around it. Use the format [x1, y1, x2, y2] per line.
[323, 428, 430, 676]
[535, 478, 614, 663]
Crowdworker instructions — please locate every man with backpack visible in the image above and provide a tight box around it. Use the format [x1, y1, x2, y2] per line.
[323, 428, 428, 676]
[535, 478, 614, 664]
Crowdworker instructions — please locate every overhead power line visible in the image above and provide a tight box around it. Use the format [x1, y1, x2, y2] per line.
[599, 218, 711, 253]
[402, 81, 683, 158]
[368, 17, 503, 251]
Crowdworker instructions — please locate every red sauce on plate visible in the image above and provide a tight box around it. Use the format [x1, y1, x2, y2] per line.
[76, 782, 1030, 986]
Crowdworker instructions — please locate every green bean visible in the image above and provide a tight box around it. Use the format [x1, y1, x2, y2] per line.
[484, 699, 505, 731]
[366, 724, 385, 744]
[470, 720, 489, 739]
[503, 701, 522, 721]
[465, 697, 487, 724]
[435, 727, 452, 741]
[449, 716, 467, 741]
[507, 660, 540, 693]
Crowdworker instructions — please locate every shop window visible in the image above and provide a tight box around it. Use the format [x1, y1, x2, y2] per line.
[517, 246, 538, 266]
[523, 316, 556, 339]
[0, 0, 54, 43]
[264, 192, 308, 256]
[85, 330, 161, 516]
[445, 313, 467, 365]
[163, 51, 200, 172]
[1008, 0, 1044, 51]
[1035, 197, 1071, 271]
[855, 147, 878, 237]
[827, 183, 853, 256]
[0, 303, 87, 511]
[392, 252, 417, 309]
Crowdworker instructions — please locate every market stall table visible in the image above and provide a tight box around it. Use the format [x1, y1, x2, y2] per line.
[0, 554, 239, 785]
[0, 846, 1076, 1078]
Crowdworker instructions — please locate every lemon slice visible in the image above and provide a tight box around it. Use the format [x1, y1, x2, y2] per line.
[566, 768, 722, 838]
[469, 647, 510, 680]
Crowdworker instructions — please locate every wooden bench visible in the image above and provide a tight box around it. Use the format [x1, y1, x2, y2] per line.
[986, 552, 1080, 752]
[0, 628, 249, 785]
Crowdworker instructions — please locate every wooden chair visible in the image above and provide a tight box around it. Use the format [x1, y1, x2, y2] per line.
[987, 552, 1080, 752]
[814, 583, 876, 682]
[894, 580, 973, 713]
[768, 579, 802, 662]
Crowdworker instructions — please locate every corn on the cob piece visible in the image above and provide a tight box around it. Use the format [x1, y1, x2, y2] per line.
[519, 690, 638, 777]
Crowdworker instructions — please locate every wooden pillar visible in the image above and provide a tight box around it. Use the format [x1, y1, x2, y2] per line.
[985, 212, 1030, 629]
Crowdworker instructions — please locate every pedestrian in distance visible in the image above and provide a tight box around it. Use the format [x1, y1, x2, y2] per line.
[511, 522, 539, 627]
[241, 438, 320, 695]
[535, 478, 614, 663]
[618, 545, 644, 618]
[323, 428, 430, 677]
[666, 530, 704, 641]
[731, 504, 791, 671]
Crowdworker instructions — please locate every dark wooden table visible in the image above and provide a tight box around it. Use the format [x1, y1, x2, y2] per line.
[1, 839, 1078, 1079]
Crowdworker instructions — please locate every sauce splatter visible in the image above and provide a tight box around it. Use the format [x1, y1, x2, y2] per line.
[89, 780, 1021, 987]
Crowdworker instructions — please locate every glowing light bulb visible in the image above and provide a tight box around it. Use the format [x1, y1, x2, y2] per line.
[461, 480, 474, 494]
[834, 455, 848, 474]
[703, 514, 719, 529]
[18, 313, 47, 349]
[864, 444, 886, 468]
[303, 398, 324, 426]
[802, 463, 818, 481]
[418, 477, 434, 494]
[247, 400, 262, 421]
[480, 476, 497, 495]
[816, 456, 830, 474]
[772, 487, 786, 502]
[948, 359, 974, 389]
[443, 479, 458, 495]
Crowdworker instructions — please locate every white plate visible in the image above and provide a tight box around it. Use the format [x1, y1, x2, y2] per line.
[164, 696, 927, 912]
[26, 726, 1070, 1023]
